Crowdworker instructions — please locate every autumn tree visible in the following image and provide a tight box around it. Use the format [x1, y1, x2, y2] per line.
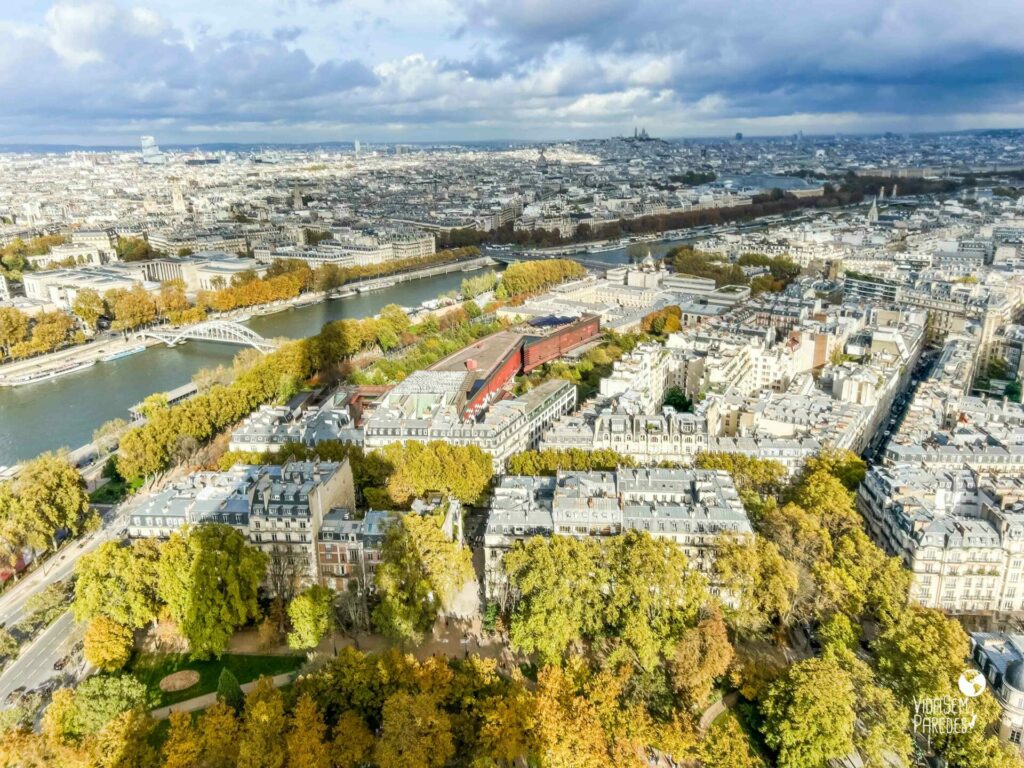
[331, 710, 376, 768]
[196, 701, 240, 768]
[156, 524, 268, 658]
[531, 665, 612, 768]
[26, 311, 76, 354]
[83, 616, 135, 672]
[377, 441, 493, 506]
[375, 691, 454, 768]
[161, 710, 203, 768]
[0, 307, 28, 358]
[92, 708, 156, 768]
[71, 289, 106, 331]
[671, 605, 734, 709]
[700, 716, 763, 768]
[237, 678, 288, 768]
[14, 451, 89, 551]
[106, 285, 158, 333]
[286, 694, 331, 768]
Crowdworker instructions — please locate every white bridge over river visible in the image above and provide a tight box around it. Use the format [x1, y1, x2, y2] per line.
[139, 320, 277, 352]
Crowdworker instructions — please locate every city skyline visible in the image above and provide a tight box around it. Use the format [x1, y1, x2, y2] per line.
[1, 0, 1023, 144]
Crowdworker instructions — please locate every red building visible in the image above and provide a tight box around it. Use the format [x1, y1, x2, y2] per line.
[522, 314, 601, 372]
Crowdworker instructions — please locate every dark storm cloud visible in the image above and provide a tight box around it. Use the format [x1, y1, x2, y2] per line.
[1, 0, 1022, 141]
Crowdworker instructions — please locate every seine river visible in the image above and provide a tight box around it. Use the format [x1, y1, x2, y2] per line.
[0, 240, 689, 465]
[0, 269, 479, 465]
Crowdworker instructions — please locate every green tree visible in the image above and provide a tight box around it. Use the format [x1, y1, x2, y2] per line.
[834, 648, 912, 768]
[50, 674, 152, 739]
[157, 525, 268, 658]
[663, 386, 692, 412]
[504, 536, 607, 665]
[602, 531, 706, 670]
[505, 448, 636, 475]
[73, 540, 161, 628]
[872, 604, 968, 704]
[372, 512, 474, 645]
[83, 616, 135, 672]
[216, 667, 245, 713]
[761, 656, 857, 768]
[0, 628, 18, 661]
[714, 535, 799, 634]
[375, 691, 454, 768]
[115, 236, 154, 262]
[287, 585, 334, 650]
[23, 580, 73, 630]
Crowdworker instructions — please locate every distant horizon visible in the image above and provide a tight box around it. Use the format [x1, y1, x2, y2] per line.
[1, 125, 1023, 154]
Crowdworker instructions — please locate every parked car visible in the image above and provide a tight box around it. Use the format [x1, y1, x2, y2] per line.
[53, 658, 67, 671]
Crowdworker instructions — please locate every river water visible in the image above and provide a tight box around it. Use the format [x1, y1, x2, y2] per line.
[0, 269, 478, 464]
[0, 242, 689, 464]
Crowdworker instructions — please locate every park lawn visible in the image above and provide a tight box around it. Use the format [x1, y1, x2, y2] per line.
[128, 652, 305, 708]
[89, 476, 143, 504]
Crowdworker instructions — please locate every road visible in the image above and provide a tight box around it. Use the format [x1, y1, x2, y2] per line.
[0, 612, 80, 704]
[0, 498, 136, 707]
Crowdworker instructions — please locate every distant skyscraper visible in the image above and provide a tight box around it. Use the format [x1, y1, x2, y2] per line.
[735, 132, 743, 141]
[140, 135, 165, 165]
[353, 139, 361, 154]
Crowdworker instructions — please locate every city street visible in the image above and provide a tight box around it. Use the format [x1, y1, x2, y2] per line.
[0, 498, 134, 707]
[0, 612, 79, 705]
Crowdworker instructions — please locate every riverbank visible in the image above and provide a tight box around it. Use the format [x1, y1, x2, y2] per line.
[0, 255, 498, 387]
[0, 266, 504, 465]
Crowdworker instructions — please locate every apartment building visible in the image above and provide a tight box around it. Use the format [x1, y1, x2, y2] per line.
[363, 373, 576, 470]
[128, 461, 356, 587]
[858, 465, 1024, 613]
[483, 468, 751, 600]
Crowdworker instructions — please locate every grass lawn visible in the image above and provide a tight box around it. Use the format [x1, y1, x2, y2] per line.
[128, 652, 305, 708]
[89, 476, 143, 504]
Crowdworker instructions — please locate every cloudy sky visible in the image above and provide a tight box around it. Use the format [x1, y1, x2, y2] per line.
[1, 0, 1023, 144]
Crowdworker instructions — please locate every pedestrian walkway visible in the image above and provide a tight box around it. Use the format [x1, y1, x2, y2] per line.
[698, 691, 739, 731]
[150, 672, 295, 720]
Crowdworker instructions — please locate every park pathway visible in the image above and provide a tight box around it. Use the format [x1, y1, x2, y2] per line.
[698, 691, 740, 731]
[150, 672, 295, 720]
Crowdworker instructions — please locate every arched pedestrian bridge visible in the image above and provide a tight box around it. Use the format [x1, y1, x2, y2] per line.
[139, 320, 277, 352]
